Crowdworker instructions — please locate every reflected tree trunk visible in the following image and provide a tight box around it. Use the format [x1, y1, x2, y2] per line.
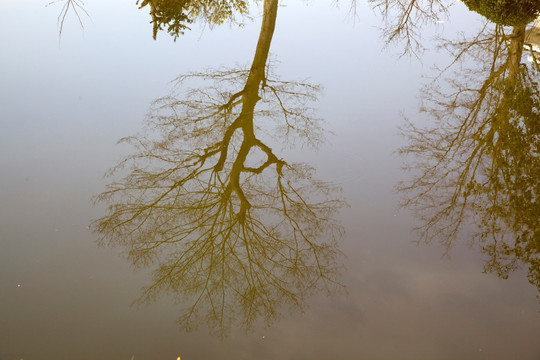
[496, 25, 526, 126]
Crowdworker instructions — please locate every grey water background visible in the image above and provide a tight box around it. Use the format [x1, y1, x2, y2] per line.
[1, 0, 539, 359]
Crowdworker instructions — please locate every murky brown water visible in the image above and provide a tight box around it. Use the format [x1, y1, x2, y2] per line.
[1, 0, 539, 359]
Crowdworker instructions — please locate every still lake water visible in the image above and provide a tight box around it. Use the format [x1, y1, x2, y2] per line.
[1, 0, 539, 359]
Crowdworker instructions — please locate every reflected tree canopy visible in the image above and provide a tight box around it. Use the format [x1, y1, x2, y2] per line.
[92, 0, 346, 335]
[462, 0, 540, 27]
[137, 0, 250, 40]
[398, 16, 540, 291]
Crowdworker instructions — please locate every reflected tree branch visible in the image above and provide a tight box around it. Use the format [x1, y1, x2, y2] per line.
[369, 0, 453, 55]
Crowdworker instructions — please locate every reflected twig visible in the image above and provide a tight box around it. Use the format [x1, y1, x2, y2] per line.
[47, 0, 89, 36]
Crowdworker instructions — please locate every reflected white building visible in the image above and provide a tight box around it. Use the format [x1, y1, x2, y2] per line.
[525, 17, 540, 63]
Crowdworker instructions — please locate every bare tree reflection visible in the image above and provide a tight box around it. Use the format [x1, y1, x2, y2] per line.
[398, 20, 540, 291]
[369, 0, 453, 55]
[92, 0, 346, 335]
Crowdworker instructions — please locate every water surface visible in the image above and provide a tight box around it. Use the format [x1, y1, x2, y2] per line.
[1, 1, 539, 359]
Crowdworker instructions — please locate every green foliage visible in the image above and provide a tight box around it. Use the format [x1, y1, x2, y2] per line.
[137, 0, 250, 40]
[487, 66, 540, 291]
[462, 0, 540, 26]
[137, 0, 191, 39]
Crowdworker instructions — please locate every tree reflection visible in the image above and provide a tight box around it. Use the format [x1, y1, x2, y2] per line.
[398, 18, 540, 291]
[92, 0, 346, 335]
